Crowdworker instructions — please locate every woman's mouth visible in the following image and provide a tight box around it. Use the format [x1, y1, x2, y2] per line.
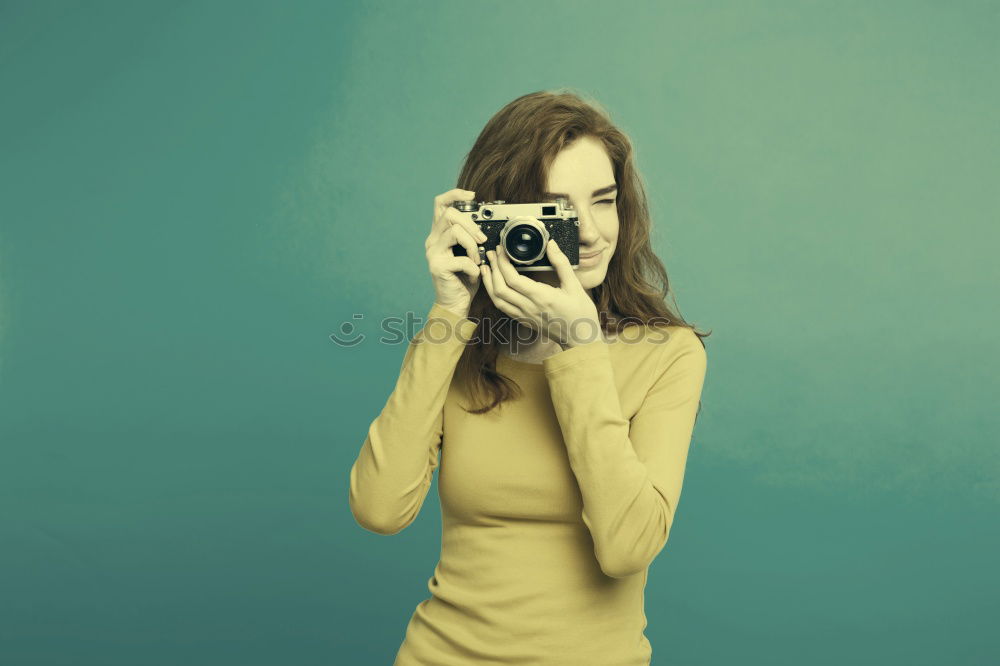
[578, 248, 604, 266]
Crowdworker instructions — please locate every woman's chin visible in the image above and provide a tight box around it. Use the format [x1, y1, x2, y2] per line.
[577, 265, 607, 289]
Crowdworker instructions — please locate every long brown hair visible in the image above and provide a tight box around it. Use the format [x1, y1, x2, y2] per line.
[454, 88, 710, 415]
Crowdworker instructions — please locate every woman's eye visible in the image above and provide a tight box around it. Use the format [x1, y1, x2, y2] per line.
[596, 199, 616, 205]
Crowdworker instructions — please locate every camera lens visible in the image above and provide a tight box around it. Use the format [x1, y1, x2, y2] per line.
[504, 224, 544, 262]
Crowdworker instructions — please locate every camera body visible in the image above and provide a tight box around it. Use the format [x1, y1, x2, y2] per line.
[449, 198, 579, 271]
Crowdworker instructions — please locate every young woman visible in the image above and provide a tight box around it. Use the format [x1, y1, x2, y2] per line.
[349, 89, 709, 666]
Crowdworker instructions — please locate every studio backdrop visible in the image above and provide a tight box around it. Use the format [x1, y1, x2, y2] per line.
[1, 1, 997, 665]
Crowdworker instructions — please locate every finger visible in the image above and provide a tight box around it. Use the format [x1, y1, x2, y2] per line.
[432, 188, 477, 235]
[494, 245, 548, 301]
[486, 250, 536, 314]
[444, 207, 486, 243]
[481, 262, 527, 319]
[546, 240, 581, 292]
[432, 223, 481, 265]
[441, 255, 480, 280]
[444, 206, 488, 246]
[428, 245, 476, 280]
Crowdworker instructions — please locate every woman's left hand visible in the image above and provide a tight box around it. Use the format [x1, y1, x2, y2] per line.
[480, 240, 602, 349]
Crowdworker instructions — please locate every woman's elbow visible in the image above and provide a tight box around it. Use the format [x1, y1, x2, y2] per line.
[348, 479, 406, 534]
[349, 497, 413, 535]
[597, 553, 649, 578]
[595, 532, 670, 578]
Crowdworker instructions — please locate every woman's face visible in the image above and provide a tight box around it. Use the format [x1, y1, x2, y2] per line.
[537, 135, 619, 290]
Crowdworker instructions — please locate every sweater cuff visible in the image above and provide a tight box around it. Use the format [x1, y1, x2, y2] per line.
[424, 302, 478, 344]
[543, 338, 611, 375]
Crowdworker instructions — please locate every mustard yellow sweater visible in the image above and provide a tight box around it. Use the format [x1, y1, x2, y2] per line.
[349, 301, 708, 666]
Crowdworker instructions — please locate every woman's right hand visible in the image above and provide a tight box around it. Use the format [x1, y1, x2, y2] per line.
[425, 188, 488, 317]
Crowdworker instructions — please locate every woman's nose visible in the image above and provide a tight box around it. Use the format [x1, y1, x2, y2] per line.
[576, 209, 601, 244]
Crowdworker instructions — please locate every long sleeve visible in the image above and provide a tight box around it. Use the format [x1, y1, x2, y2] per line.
[348, 302, 478, 535]
[542, 327, 708, 578]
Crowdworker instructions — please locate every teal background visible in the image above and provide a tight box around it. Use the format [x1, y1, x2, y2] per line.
[1, 1, 997, 664]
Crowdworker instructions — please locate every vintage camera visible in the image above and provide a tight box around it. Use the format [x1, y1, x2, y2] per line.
[449, 197, 579, 271]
